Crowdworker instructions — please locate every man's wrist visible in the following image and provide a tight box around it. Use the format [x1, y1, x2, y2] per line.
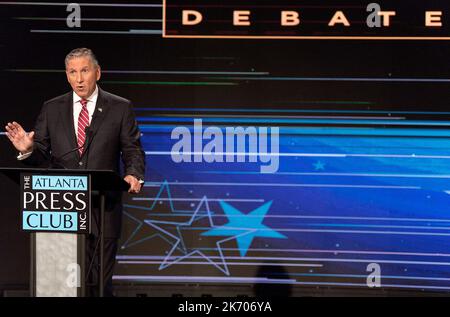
[127, 174, 144, 184]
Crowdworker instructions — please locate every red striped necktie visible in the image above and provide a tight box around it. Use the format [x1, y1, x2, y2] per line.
[77, 99, 90, 156]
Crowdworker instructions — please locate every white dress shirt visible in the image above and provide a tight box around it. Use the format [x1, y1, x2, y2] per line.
[17, 85, 99, 160]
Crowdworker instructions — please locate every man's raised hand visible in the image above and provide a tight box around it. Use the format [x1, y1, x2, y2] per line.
[5, 122, 34, 154]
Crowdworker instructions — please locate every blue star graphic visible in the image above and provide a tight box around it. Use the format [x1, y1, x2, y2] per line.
[120, 182, 286, 275]
[201, 201, 287, 257]
[121, 181, 231, 275]
[313, 161, 325, 171]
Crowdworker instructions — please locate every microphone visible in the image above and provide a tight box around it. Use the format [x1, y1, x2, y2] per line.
[79, 126, 94, 161]
[50, 126, 92, 169]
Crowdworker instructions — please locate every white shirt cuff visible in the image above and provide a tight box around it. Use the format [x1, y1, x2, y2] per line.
[17, 151, 32, 160]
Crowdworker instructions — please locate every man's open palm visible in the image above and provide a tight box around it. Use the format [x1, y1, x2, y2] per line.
[5, 122, 34, 153]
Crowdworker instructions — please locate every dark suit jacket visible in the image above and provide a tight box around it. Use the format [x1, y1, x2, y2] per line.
[22, 87, 145, 238]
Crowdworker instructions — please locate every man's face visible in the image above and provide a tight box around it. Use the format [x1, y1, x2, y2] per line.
[66, 56, 101, 98]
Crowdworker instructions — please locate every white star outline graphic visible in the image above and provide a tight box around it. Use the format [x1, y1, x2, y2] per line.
[121, 181, 285, 276]
[151, 195, 232, 275]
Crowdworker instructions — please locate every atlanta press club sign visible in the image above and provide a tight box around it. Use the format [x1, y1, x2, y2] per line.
[20, 174, 90, 233]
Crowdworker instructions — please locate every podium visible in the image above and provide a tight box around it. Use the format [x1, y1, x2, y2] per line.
[0, 167, 129, 297]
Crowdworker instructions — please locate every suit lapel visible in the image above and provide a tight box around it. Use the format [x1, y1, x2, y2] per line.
[89, 87, 109, 141]
[59, 92, 78, 153]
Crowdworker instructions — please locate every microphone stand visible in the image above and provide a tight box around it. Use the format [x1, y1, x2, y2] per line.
[50, 127, 93, 169]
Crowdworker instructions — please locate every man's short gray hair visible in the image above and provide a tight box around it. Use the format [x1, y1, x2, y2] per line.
[65, 48, 99, 68]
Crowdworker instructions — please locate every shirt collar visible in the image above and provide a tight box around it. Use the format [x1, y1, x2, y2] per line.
[73, 85, 99, 105]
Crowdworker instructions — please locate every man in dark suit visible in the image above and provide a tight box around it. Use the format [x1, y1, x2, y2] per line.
[4, 48, 145, 296]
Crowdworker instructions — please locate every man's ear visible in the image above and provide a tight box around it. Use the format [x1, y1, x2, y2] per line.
[96, 66, 101, 81]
